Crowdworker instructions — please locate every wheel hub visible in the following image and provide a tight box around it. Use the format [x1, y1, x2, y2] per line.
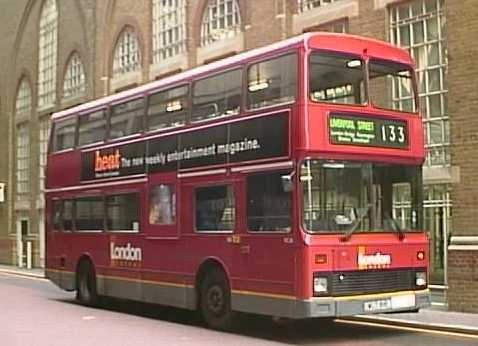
[207, 285, 224, 314]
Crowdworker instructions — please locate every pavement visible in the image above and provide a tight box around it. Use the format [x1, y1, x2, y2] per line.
[1, 264, 477, 336]
[0, 264, 45, 279]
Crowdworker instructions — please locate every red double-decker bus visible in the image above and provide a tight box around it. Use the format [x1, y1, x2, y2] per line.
[46, 33, 430, 329]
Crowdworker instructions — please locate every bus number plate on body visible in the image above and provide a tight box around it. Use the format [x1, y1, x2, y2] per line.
[363, 299, 391, 312]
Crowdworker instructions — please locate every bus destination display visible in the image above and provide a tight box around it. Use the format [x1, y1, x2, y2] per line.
[329, 114, 408, 149]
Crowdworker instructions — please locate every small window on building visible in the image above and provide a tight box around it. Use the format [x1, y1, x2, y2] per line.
[75, 196, 104, 231]
[303, 17, 349, 33]
[195, 185, 235, 232]
[247, 54, 297, 109]
[297, 0, 341, 13]
[106, 194, 139, 232]
[275, 0, 286, 16]
[247, 171, 291, 232]
[149, 184, 176, 225]
[78, 110, 106, 146]
[53, 118, 76, 152]
[148, 85, 188, 131]
[192, 69, 242, 122]
[110, 98, 144, 139]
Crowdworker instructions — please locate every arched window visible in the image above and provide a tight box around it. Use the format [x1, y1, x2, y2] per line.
[63, 52, 86, 99]
[113, 27, 142, 77]
[38, 0, 58, 108]
[200, 0, 241, 46]
[15, 78, 32, 116]
[152, 0, 187, 63]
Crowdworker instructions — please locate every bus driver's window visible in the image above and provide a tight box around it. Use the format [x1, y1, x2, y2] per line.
[149, 184, 176, 225]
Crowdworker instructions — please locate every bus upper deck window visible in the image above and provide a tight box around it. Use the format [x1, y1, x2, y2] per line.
[148, 85, 188, 131]
[309, 52, 365, 105]
[78, 110, 107, 146]
[192, 69, 242, 122]
[368, 60, 417, 113]
[110, 98, 144, 139]
[247, 53, 297, 110]
[53, 117, 76, 152]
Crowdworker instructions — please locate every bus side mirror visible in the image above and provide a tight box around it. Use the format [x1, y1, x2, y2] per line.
[281, 174, 293, 192]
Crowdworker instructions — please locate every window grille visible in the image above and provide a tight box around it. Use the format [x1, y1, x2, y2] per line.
[63, 53, 86, 99]
[201, 0, 241, 46]
[297, 0, 341, 13]
[38, 0, 58, 108]
[39, 119, 51, 195]
[15, 78, 32, 116]
[113, 27, 141, 77]
[16, 124, 30, 199]
[152, 0, 186, 63]
[390, 0, 448, 166]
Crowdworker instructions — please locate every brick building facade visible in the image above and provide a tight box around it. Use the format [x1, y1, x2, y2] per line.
[0, 0, 476, 312]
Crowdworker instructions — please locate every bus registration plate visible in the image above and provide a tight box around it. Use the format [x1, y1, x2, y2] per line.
[364, 299, 391, 312]
[364, 294, 416, 312]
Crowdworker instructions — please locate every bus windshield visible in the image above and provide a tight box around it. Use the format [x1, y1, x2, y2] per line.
[309, 52, 417, 112]
[300, 160, 422, 234]
[368, 59, 416, 113]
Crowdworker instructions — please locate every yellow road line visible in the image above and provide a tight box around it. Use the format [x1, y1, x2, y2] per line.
[335, 318, 478, 340]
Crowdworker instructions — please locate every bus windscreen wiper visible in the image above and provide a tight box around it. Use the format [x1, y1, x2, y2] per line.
[388, 216, 406, 240]
[340, 204, 372, 242]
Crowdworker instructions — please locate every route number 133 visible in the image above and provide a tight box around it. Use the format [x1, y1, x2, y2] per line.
[381, 124, 405, 143]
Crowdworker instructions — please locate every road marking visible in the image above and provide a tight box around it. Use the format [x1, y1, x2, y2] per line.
[335, 318, 478, 340]
[82, 316, 96, 321]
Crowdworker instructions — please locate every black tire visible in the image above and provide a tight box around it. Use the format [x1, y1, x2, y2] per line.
[76, 261, 98, 306]
[199, 269, 233, 330]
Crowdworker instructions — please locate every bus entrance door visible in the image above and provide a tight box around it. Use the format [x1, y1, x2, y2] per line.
[232, 173, 296, 315]
[142, 173, 182, 306]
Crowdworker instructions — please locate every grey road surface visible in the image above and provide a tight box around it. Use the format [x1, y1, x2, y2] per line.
[1, 272, 476, 346]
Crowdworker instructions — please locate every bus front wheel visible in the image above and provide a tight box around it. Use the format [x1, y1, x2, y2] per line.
[76, 260, 98, 306]
[200, 269, 233, 330]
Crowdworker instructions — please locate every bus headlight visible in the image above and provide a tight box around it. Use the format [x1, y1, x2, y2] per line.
[313, 276, 328, 294]
[415, 272, 427, 287]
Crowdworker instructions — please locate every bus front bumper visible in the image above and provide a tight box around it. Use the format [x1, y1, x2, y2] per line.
[296, 289, 431, 319]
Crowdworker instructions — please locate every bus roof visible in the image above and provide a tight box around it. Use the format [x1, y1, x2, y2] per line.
[52, 32, 412, 121]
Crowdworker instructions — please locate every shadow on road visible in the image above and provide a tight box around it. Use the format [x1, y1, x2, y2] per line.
[52, 296, 412, 344]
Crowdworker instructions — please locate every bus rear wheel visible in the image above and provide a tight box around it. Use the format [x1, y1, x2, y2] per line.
[76, 260, 98, 306]
[200, 269, 233, 330]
